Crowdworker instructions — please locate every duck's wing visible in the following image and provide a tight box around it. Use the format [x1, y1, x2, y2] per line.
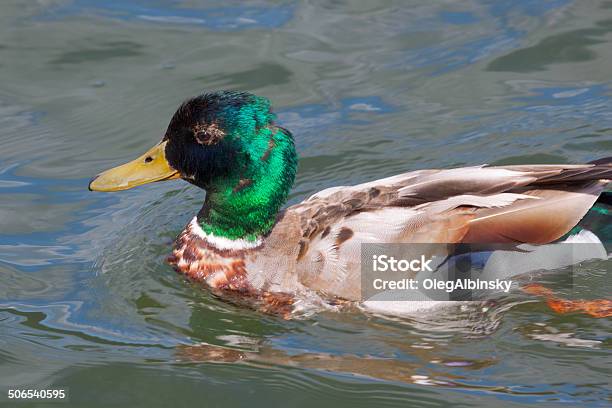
[263, 163, 610, 300]
[298, 163, 611, 243]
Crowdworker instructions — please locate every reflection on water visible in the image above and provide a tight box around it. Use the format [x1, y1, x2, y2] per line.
[0, 0, 611, 406]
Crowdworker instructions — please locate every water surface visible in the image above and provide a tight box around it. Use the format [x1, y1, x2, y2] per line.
[1, 1, 611, 406]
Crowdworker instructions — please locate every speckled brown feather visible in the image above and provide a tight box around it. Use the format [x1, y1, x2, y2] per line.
[168, 224, 253, 292]
[169, 162, 611, 311]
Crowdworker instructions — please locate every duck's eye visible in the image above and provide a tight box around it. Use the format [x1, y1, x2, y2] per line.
[193, 123, 225, 145]
[144, 156, 153, 163]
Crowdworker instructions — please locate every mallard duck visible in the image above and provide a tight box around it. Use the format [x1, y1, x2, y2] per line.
[89, 91, 611, 316]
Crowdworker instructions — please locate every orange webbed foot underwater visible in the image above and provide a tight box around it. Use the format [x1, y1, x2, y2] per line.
[522, 283, 612, 318]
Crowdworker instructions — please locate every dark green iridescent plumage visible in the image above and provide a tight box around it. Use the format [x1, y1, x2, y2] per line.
[164, 91, 297, 241]
[200, 124, 297, 241]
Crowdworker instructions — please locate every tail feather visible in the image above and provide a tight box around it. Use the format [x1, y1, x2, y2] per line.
[588, 156, 612, 166]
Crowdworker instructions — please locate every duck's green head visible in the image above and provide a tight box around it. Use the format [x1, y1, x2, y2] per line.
[89, 91, 298, 241]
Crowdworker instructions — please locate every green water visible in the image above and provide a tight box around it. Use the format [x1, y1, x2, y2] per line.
[0, 1, 611, 407]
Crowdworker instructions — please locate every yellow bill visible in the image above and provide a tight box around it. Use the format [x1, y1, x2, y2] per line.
[89, 140, 180, 192]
